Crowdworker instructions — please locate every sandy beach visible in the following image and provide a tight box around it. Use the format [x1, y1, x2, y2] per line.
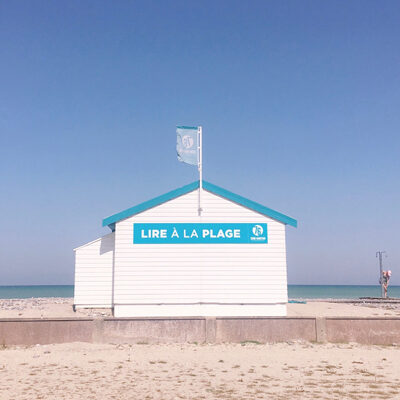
[1, 299, 400, 399]
[1, 297, 400, 319]
[1, 341, 399, 400]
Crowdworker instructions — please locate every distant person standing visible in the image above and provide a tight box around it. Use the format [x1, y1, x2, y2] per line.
[382, 270, 392, 298]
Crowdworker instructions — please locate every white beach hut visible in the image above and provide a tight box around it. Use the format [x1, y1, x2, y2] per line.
[74, 181, 297, 317]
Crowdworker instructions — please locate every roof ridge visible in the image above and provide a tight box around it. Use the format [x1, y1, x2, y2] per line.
[102, 180, 297, 229]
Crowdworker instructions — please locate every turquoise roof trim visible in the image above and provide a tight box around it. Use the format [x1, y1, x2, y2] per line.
[202, 181, 297, 228]
[102, 181, 199, 228]
[176, 125, 198, 130]
[102, 180, 297, 229]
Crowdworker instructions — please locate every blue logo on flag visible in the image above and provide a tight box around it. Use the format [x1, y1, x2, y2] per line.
[176, 126, 198, 166]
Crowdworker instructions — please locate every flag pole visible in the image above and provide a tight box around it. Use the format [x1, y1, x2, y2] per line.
[198, 126, 202, 216]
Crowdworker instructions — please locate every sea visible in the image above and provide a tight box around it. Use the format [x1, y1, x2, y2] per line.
[0, 285, 399, 300]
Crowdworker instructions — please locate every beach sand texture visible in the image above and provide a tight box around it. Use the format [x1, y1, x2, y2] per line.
[1, 299, 400, 399]
[1, 298, 400, 318]
[0, 342, 399, 400]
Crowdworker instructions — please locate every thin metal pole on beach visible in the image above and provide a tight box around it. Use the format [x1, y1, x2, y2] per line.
[198, 126, 203, 217]
[376, 251, 386, 298]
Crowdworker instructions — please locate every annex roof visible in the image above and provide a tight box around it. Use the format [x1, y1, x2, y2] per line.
[102, 180, 297, 230]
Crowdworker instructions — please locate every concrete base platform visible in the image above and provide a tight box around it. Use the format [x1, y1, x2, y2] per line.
[1, 316, 400, 346]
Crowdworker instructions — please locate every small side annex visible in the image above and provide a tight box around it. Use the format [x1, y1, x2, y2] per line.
[73, 181, 297, 317]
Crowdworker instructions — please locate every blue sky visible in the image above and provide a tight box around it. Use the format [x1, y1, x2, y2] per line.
[1, 1, 399, 285]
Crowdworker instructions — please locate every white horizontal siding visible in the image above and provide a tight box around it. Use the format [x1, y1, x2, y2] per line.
[113, 189, 288, 313]
[74, 232, 114, 307]
[114, 304, 287, 317]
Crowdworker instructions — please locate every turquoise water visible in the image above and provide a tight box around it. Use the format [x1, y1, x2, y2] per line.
[0, 285, 74, 299]
[0, 285, 399, 299]
[288, 285, 400, 299]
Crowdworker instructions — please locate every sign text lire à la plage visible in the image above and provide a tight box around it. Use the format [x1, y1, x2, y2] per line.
[133, 223, 268, 244]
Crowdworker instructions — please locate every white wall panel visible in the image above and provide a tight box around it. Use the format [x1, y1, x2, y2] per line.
[113, 189, 288, 316]
[74, 232, 114, 307]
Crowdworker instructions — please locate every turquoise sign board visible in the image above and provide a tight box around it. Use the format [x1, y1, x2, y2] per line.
[133, 223, 268, 244]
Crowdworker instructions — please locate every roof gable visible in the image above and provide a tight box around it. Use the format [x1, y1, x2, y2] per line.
[203, 181, 297, 227]
[102, 180, 297, 230]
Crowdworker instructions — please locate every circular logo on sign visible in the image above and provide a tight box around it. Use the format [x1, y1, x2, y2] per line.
[252, 225, 263, 236]
[182, 135, 194, 149]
